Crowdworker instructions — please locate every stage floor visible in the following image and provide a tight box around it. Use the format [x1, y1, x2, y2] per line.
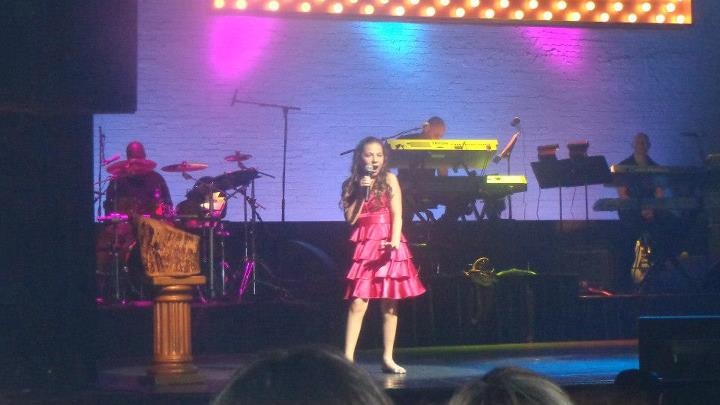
[96, 340, 637, 404]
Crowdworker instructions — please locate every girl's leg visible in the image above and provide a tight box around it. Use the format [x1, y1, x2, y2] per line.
[380, 299, 406, 373]
[344, 297, 369, 362]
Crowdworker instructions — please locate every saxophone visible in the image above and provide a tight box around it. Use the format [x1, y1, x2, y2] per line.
[631, 238, 652, 284]
[464, 257, 496, 287]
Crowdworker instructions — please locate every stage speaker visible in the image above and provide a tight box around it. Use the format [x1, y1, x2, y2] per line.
[639, 316, 720, 382]
[0, 1, 137, 113]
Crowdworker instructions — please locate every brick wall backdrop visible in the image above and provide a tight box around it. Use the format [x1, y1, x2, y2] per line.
[94, 0, 720, 221]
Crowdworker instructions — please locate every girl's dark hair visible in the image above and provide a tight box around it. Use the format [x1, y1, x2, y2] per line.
[340, 136, 392, 210]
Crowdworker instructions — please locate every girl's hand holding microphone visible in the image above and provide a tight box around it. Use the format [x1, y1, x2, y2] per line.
[360, 165, 374, 201]
[359, 176, 372, 188]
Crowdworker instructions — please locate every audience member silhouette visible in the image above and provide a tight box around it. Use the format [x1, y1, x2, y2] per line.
[449, 366, 574, 405]
[613, 368, 662, 405]
[212, 346, 393, 405]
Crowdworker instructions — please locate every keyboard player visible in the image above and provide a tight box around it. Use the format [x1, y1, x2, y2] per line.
[615, 132, 683, 292]
[396, 117, 475, 222]
[616, 132, 664, 218]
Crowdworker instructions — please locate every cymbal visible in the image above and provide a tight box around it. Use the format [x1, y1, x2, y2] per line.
[97, 212, 129, 223]
[161, 161, 209, 173]
[106, 158, 157, 177]
[224, 151, 253, 162]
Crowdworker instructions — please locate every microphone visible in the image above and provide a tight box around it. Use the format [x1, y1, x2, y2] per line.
[493, 132, 520, 163]
[401, 131, 424, 138]
[510, 117, 521, 127]
[102, 154, 120, 166]
[402, 126, 424, 134]
[363, 165, 374, 201]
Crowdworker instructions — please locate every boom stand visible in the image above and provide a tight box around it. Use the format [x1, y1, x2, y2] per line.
[493, 130, 520, 219]
[238, 179, 260, 299]
[96, 127, 125, 303]
[233, 176, 289, 301]
[108, 178, 124, 303]
[230, 91, 300, 221]
[197, 184, 229, 301]
[205, 185, 218, 299]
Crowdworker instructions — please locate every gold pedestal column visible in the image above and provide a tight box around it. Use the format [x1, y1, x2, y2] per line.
[145, 276, 206, 385]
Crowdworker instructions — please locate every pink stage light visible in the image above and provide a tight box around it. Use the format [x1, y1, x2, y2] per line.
[521, 26, 585, 71]
[209, 16, 279, 80]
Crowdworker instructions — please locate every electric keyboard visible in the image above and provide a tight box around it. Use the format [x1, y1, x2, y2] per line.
[610, 165, 706, 176]
[387, 139, 498, 170]
[401, 174, 527, 203]
[593, 197, 700, 212]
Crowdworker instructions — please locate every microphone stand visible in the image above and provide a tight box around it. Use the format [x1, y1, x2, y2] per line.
[231, 90, 300, 222]
[96, 126, 123, 303]
[97, 126, 106, 218]
[493, 120, 522, 219]
[339, 126, 424, 156]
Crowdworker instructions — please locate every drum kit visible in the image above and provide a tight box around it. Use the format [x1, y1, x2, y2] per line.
[96, 150, 270, 303]
[106, 158, 158, 177]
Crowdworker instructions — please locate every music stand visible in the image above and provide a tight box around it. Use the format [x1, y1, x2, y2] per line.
[531, 156, 611, 220]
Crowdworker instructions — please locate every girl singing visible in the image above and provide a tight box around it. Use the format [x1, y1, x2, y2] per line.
[341, 136, 426, 374]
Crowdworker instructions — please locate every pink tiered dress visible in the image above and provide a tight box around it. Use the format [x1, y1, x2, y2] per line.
[345, 194, 426, 299]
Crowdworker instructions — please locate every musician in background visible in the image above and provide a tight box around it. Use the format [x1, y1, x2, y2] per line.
[615, 132, 684, 293]
[398, 117, 475, 222]
[104, 141, 172, 216]
[398, 116, 448, 173]
[410, 116, 446, 140]
[617, 132, 663, 222]
[98, 141, 172, 300]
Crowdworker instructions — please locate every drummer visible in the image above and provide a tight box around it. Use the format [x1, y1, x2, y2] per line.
[104, 141, 172, 217]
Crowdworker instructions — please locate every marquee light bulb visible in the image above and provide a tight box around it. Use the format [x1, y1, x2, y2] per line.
[267, 0, 280, 11]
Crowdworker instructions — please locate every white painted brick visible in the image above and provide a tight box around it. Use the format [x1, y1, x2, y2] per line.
[95, 0, 720, 221]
